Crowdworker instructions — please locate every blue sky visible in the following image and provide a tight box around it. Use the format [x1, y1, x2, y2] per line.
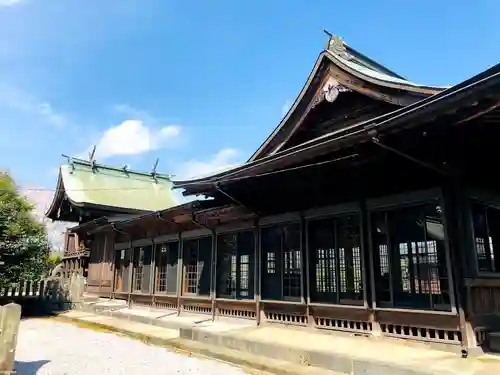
[0, 0, 499, 210]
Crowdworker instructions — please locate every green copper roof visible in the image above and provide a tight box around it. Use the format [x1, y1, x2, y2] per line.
[46, 158, 178, 221]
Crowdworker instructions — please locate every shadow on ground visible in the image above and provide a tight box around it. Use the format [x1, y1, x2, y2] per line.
[20, 307, 65, 320]
[7, 297, 71, 319]
[14, 360, 50, 375]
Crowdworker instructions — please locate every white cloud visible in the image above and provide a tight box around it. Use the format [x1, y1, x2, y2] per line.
[0, 0, 24, 7]
[112, 104, 150, 120]
[177, 148, 241, 180]
[91, 119, 181, 160]
[37, 102, 66, 129]
[22, 187, 72, 252]
[0, 87, 68, 128]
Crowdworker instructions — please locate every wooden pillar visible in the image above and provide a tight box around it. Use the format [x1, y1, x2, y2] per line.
[443, 182, 476, 354]
[107, 232, 116, 299]
[111, 250, 116, 299]
[176, 233, 183, 315]
[255, 218, 262, 325]
[302, 214, 313, 328]
[361, 199, 381, 335]
[98, 236, 106, 295]
[150, 240, 156, 305]
[210, 231, 217, 321]
[127, 239, 133, 307]
[299, 214, 306, 305]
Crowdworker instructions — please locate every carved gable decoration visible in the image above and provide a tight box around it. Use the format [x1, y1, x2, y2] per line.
[312, 76, 351, 108]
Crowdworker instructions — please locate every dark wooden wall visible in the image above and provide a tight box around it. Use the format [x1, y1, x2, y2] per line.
[87, 231, 115, 297]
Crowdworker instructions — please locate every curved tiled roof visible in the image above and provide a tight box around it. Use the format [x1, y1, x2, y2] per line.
[246, 35, 448, 163]
[327, 35, 449, 91]
[173, 59, 500, 195]
[330, 50, 449, 90]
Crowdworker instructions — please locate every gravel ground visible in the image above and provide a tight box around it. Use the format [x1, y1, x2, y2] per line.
[15, 319, 249, 375]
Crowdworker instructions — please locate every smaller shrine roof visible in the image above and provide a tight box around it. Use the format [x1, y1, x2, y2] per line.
[46, 157, 178, 221]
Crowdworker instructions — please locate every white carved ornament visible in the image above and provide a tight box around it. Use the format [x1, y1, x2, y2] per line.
[321, 77, 351, 103]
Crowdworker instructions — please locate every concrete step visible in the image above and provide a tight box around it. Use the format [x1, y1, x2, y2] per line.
[58, 309, 500, 375]
[79, 298, 128, 313]
[87, 304, 251, 332]
[58, 311, 348, 375]
[81, 295, 100, 303]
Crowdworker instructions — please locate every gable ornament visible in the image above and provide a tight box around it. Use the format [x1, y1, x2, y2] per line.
[327, 35, 352, 60]
[324, 80, 350, 103]
[312, 78, 351, 108]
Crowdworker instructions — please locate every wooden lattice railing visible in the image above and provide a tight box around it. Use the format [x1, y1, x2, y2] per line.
[0, 278, 74, 303]
[0, 280, 44, 298]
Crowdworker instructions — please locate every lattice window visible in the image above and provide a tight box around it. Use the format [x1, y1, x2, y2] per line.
[240, 254, 250, 297]
[371, 202, 451, 311]
[283, 248, 301, 298]
[308, 214, 363, 304]
[351, 246, 362, 294]
[472, 203, 500, 273]
[133, 247, 145, 292]
[315, 248, 336, 293]
[475, 237, 487, 264]
[399, 243, 410, 292]
[155, 242, 178, 294]
[229, 255, 237, 294]
[157, 245, 168, 292]
[216, 231, 254, 299]
[182, 237, 211, 296]
[379, 245, 389, 276]
[186, 243, 199, 294]
[217, 233, 237, 297]
[339, 248, 346, 292]
[267, 252, 276, 274]
[261, 222, 302, 301]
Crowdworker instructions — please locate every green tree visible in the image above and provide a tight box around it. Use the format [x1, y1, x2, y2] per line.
[0, 172, 50, 288]
[47, 252, 62, 274]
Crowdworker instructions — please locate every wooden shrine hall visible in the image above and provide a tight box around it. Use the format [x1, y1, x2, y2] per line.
[46, 156, 178, 283]
[49, 35, 500, 354]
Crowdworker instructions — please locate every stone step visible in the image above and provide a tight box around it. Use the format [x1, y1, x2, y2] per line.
[79, 297, 128, 314]
[81, 296, 100, 303]
[59, 309, 500, 375]
[58, 310, 345, 375]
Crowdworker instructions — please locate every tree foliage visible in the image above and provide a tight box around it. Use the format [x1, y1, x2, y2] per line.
[47, 252, 62, 271]
[0, 173, 50, 287]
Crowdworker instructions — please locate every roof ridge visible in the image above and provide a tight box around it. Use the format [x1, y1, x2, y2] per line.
[325, 34, 406, 80]
[64, 157, 172, 180]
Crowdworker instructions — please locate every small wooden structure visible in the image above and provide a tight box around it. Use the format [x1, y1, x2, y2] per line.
[45, 157, 179, 289]
[51, 35, 500, 354]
